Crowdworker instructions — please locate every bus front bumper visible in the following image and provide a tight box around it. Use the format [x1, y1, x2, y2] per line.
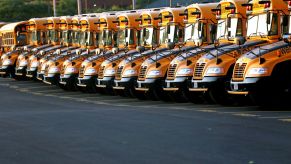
[113, 77, 137, 90]
[163, 77, 189, 91]
[96, 76, 115, 88]
[77, 75, 96, 87]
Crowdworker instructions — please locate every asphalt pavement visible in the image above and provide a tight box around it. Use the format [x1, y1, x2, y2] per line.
[0, 78, 291, 164]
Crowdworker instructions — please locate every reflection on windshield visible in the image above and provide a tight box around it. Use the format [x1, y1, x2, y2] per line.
[184, 22, 202, 42]
[72, 31, 80, 45]
[139, 27, 154, 46]
[99, 29, 113, 47]
[80, 32, 93, 46]
[62, 31, 72, 44]
[159, 24, 179, 44]
[216, 20, 226, 39]
[216, 18, 242, 39]
[247, 14, 268, 37]
[117, 29, 135, 46]
[47, 30, 58, 43]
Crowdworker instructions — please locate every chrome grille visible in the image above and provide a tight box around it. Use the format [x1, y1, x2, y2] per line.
[233, 63, 247, 79]
[167, 64, 177, 79]
[115, 66, 124, 80]
[138, 66, 147, 79]
[98, 66, 105, 79]
[79, 66, 85, 78]
[194, 63, 206, 78]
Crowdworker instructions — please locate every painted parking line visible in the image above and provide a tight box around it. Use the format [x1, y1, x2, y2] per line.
[278, 118, 291, 123]
[232, 113, 260, 117]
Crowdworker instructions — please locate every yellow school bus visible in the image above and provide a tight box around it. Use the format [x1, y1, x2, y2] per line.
[188, 0, 284, 105]
[15, 17, 61, 78]
[61, 13, 118, 91]
[95, 11, 142, 94]
[134, 7, 186, 100]
[43, 16, 100, 85]
[0, 18, 47, 77]
[36, 16, 80, 81]
[161, 3, 220, 102]
[228, 0, 290, 105]
[112, 9, 162, 97]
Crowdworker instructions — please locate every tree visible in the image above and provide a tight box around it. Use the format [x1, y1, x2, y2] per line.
[56, 0, 77, 16]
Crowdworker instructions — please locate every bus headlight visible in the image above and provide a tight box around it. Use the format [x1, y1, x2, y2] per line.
[104, 69, 116, 75]
[248, 68, 268, 75]
[31, 62, 38, 68]
[3, 59, 12, 66]
[66, 67, 77, 73]
[206, 67, 224, 75]
[177, 68, 192, 75]
[20, 61, 28, 66]
[147, 70, 161, 76]
[123, 69, 136, 76]
[48, 67, 60, 73]
[85, 68, 96, 74]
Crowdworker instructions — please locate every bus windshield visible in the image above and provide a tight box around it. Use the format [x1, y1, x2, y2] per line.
[117, 28, 135, 47]
[72, 31, 80, 45]
[159, 24, 179, 44]
[80, 31, 94, 47]
[99, 29, 113, 47]
[62, 30, 72, 44]
[47, 30, 58, 43]
[139, 27, 154, 46]
[184, 22, 204, 42]
[247, 13, 278, 37]
[216, 18, 243, 39]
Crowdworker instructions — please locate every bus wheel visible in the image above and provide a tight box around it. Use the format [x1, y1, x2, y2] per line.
[135, 91, 147, 100]
[188, 92, 205, 104]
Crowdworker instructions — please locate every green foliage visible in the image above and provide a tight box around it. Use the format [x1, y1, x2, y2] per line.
[136, 0, 155, 8]
[0, 0, 52, 22]
[56, 0, 77, 16]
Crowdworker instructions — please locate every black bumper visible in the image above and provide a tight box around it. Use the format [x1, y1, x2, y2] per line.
[26, 69, 37, 78]
[43, 74, 60, 85]
[77, 76, 96, 87]
[59, 74, 78, 85]
[15, 67, 27, 76]
[189, 76, 225, 92]
[228, 77, 267, 94]
[96, 76, 115, 88]
[163, 77, 191, 91]
[135, 78, 161, 91]
[113, 77, 137, 90]
[0, 66, 13, 75]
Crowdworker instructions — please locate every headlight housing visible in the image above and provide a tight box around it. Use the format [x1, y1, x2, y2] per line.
[2, 59, 12, 66]
[147, 70, 161, 76]
[123, 69, 137, 76]
[31, 62, 39, 68]
[176, 68, 192, 76]
[104, 69, 116, 75]
[65, 67, 77, 73]
[206, 67, 224, 75]
[48, 67, 60, 74]
[19, 61, 28, 66]
[248, 67, 268, 75]
[85, 68, 96, 74]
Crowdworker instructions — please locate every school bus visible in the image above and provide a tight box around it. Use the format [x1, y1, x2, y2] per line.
[15, 17, 61, 78]
[228, 0, 290, 105]
[0, 18, 47, 77]
[43, 16, 99, 85]
[95, 11, 143, 94]
[0, 22, 8, 55]
[161, 3, 220, 102]
[112, 9, 162, 97]
[188, 0, 283, 105]
[134, 7, 186, 100]
[35, 16, 80, 81]
[60, 13, 117, 91]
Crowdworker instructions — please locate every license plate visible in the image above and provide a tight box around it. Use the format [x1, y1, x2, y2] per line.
[194, 82, 198, 88]
[98, 80, 101, 85]
[167, 82, 170, 88]
[115, 82, 118, 87]
[138, 82, 141, 88]
[234, 84, 238, 90]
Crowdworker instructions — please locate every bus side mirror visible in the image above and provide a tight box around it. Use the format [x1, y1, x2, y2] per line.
[227, 17, 231, 28]
[266, 13, 271, 24]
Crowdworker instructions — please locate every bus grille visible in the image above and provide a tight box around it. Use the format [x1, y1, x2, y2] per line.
[194, 63, 206, 78]
[167, 64, 177, 79]
[98, 66, 105, 79]
[233, 63, 247, 79]
[138, 66, 147, 80]
[79, 66, 85, 78]
[115, 66, 124, 80]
